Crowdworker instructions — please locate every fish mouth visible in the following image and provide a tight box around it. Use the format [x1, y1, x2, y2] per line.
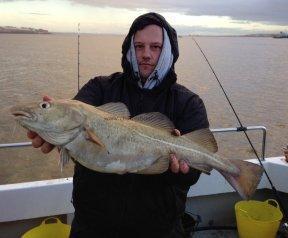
[11, 110, 35, 121]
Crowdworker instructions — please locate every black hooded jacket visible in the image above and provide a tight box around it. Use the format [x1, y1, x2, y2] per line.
[70, 12, 209, 238]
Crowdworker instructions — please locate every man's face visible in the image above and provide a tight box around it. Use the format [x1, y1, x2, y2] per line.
[134, 24, 163, 80]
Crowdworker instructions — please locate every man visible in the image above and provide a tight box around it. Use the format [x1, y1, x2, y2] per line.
[28, 12, 210, 237]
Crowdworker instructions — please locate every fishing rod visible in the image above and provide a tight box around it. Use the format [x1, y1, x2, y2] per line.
[192, 37, 288, 220]
[77, 23, 80, 92]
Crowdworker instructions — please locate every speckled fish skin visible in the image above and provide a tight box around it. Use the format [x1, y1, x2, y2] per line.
[11, 99, 263, 199]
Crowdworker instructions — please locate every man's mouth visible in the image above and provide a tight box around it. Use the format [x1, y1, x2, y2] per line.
[140, 63, 153, 66]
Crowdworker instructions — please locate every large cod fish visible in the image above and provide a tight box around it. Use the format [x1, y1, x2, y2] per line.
[11, 99, 263, 199]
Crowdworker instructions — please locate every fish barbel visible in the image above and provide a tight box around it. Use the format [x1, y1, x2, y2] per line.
[11, 99, 263, 199]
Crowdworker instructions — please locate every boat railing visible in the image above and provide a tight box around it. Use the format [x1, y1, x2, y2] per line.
[0, 126, 267, 160]
[0, 142, 32, 148]
[211, 126, 266, 160]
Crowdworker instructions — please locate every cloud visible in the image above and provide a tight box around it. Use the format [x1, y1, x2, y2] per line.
[0, 0, 39, 1]
[26, 12, 50, 15]
[67, 0, 288, 26]
[1, 0, 287, 26]
[184, 0, 288, 26]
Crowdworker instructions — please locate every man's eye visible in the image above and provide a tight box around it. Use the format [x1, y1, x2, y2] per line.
[151, 45, 162, 50]
[135, 45, 143, 49]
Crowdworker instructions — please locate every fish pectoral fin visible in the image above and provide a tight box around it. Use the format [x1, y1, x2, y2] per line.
[84, 126, 105, 148]
[59, 147, 71, 171]
[134, 156, 169, 174]
[183, 128, 218, 153]
[98, 102, 130, 118]
[132, 112, 174, 131]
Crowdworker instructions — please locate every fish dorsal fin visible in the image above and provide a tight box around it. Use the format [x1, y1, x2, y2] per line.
[132, 112, 174, 130]
[184, 128, 218, 153]
[98, 102, 130, 118]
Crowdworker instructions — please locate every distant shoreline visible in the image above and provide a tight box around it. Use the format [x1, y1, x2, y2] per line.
[0, 26, 50, 34]
[0, 32, 51, 34]
[0, 27, 281, 38]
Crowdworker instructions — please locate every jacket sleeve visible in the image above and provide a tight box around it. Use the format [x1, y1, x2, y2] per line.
[175, 95, 209, 134]
[165, 93, 210, 187]
[73, 77, 104, 106]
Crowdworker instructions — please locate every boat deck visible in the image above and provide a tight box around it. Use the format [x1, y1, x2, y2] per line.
[191, 226, 287, 237]
[192, 230, 238, 237]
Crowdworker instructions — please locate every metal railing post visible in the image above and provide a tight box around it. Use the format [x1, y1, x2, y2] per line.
[0, 142, 32, 148]
[0, 126, 267, 160]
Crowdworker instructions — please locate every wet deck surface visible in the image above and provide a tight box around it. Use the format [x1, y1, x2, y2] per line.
[191, 229, 286, 238]
[191, 230, 238, 237]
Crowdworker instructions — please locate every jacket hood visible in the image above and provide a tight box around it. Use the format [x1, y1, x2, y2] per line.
[121, 12, 179, 74]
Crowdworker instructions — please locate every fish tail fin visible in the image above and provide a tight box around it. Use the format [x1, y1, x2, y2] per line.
[219, 159, 264, 199]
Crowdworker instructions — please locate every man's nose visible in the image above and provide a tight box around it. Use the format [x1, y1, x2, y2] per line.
[142, 46, 151, 59]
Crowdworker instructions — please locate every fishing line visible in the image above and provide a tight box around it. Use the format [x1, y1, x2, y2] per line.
[192, 37, 288, 219]
[11, 122, 17, 138]
[77, 23, 80, 92]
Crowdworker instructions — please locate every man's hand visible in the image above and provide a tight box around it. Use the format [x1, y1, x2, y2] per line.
[169, 154, 189, 174]
[169, 128, 190, 174]
[27, 95, 55, 154]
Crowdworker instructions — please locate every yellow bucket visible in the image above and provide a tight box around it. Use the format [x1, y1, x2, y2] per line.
[235, 199, 283, 238]
[22, 217, 71, 238]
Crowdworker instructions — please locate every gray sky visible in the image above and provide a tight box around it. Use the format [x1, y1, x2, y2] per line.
[1, 0, 287, 34]
[68, 0, 288, 25]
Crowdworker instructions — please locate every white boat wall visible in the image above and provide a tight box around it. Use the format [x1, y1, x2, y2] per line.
[0, 156, 287, 238]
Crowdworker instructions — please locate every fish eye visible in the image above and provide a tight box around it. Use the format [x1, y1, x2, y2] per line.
[39, 102, 50, 109]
